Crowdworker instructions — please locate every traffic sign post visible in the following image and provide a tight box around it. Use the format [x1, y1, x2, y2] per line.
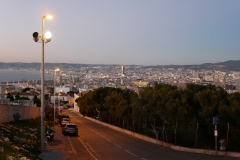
[213, 117, 219, 155]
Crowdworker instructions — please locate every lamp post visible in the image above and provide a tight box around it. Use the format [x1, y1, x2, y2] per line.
[57, 90, 63, 113]
[53, 68, 60, 128]
[33, 14, 53, 151]
[58, 90, 63, 107]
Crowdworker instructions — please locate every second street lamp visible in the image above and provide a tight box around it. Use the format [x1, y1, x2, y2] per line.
[53, 68, 60, 128]
[32, 14, 53, 151]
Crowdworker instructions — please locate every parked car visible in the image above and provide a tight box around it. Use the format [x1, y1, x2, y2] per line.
[61, 118, 70, 126]
[58, 114, 70, 124]
[62, 123, 78, 136]
[63, 105, 68, 109]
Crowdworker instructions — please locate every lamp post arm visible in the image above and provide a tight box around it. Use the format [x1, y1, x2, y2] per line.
[42, 17, 45, 41]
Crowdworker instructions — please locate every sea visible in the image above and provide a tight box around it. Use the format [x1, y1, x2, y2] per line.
[0, 69, 54, 83]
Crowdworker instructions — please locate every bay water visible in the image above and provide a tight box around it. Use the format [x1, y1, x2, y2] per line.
[0, 69, 53, 82]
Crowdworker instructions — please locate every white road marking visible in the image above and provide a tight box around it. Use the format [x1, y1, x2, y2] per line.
[105, 138, 112, 142]
[114, 143, 122, 148]
[125, 149, 137, 156]
[77, 137, 99, 160]
[67, 136, 79, 160]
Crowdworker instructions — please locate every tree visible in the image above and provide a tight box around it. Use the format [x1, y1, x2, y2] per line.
[22, 87, 31, 92]
[104, 90, 128, 119]
[18, 97, 30, 100]
[45, 94, 50, 102]
[33, 95, 41, 107]
[6, 93, 14, 101]
[227, 92, 240, 125]
[15, 92, 20, 100]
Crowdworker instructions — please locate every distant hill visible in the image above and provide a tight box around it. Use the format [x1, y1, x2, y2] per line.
[0, 60, 240, 71]
[0, 62, 97, 70]
[143, 60, 240, 71]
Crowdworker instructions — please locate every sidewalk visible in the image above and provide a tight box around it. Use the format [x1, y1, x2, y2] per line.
[38, 125, 73, 160]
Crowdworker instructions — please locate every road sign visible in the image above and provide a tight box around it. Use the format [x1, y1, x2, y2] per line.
[213, 117, 219, 124]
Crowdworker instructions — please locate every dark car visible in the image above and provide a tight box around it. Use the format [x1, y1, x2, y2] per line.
[62, 123, 78, 136]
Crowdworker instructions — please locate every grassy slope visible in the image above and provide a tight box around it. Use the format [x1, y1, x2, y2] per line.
[0, 118, 42, 160]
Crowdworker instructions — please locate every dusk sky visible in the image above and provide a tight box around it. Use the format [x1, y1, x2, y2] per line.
[1, 1, 240, 65]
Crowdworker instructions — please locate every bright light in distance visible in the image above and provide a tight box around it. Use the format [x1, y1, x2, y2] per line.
[46, 15, 53, 19]
[55, 68, 60, 71]
[45, 31, 52, 39]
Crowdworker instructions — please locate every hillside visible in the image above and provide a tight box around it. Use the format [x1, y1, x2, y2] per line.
[1, 60, 240, 71]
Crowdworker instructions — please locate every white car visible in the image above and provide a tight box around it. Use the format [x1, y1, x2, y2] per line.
[61, 118, 70, 126]
[63, 105, 68, 109]
[62, 123, 78, 136]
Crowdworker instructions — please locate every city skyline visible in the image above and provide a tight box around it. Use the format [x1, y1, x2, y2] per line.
[1, 1, 240, 65]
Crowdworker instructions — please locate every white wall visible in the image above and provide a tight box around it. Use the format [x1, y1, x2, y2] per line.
[74, 93, 79, 112]
[50, 95, 69, 104]
[55, 86, 70, 93]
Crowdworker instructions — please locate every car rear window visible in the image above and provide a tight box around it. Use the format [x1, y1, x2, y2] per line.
[67, 125, 77, 128]
[59, 115, 70, 119]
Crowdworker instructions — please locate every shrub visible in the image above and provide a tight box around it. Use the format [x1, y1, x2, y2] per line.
[13, 113, 21, 122]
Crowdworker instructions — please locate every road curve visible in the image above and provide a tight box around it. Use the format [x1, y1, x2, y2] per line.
[62, 109, 238, 160]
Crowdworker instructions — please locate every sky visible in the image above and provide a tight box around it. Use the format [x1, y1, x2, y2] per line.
[1, 0, 240, 66]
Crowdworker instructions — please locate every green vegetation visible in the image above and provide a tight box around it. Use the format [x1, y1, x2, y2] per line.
[33, 95, 41, 107]
[0, 118, 42, 160]
[21, 87, 31, 92]
[76, 83, 240, 151]
[13, 113, 21, 122]
[6, 93, 14, 101]
[0, 118, 52, 160]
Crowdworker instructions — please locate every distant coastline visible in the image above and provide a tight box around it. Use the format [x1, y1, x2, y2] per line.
[0, 69, 53, 82]
[2, 68, 40, 73]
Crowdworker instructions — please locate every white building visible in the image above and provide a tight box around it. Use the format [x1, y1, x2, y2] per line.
[74, 93, 79, 112]
[50, 92, 70, 105]
[55, 86, 70, 94]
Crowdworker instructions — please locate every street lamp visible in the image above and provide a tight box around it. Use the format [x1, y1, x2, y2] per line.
[32, 14, 53, 151]
[58, 90, 63, 107]
[53, 68, 60, 128]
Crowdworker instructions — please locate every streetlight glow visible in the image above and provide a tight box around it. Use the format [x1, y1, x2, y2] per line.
[45, 31, 52, 39]
[45, 31, 52, 42]
[46, 15, 53, 19]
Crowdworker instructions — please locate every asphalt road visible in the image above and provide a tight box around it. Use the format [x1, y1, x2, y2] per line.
[41, 109, 239, 160]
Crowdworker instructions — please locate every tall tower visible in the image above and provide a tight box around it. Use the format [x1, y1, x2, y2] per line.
[121, 66, 125, 77]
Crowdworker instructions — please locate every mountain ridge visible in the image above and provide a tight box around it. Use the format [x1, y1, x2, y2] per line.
[0, 60, 240, 71]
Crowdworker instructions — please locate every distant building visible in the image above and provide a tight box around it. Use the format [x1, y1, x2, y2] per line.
[55, 86, 70, 94]
[74, 90, 92, 112]
[50, 92, 69, 105]
[203, 75, 214, 82]
[0, 85, 16, 95]
[224, 83, 235, 90]
[56, 75, 62, 84]
[132, 80, 149, 87]
[121, 66, 125, 77]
